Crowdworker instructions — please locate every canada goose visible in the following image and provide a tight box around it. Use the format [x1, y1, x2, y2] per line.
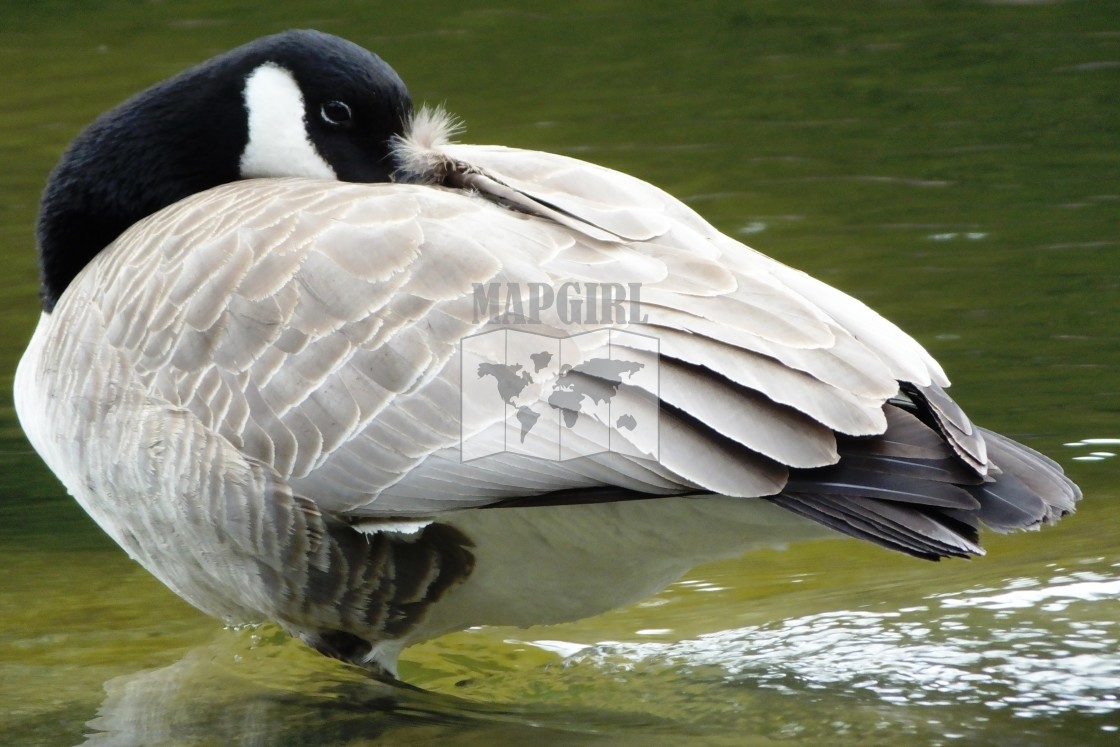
[16, 29, 1079, 679]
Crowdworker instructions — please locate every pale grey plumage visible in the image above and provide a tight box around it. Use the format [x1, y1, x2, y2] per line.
[17, 41, 1079, 679]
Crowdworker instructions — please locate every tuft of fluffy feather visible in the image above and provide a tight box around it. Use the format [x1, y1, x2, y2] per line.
[390, 105, 464, 184]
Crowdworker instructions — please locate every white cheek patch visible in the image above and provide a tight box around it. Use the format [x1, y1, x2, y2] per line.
[239, 63, 337, 179]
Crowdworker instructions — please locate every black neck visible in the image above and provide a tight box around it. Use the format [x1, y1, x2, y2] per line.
[35, 30, 412, 312]
[36, 65, 248, 312]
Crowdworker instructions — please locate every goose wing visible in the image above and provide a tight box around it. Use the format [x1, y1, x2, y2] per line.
[404, 120, 1076, 549]
[66, 117, 1074, 551]
[75, 176, 870, 505]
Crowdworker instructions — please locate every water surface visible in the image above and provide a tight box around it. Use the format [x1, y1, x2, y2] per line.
[1, 2, 1117, 745]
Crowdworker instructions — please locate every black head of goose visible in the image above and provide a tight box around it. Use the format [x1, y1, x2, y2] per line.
[16, 30, 1079, 680]
[36, 29, 410, 313]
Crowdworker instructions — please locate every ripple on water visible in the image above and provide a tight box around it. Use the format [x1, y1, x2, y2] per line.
[1066, 438, 1120, 462]
[550, 566, 1120, 721]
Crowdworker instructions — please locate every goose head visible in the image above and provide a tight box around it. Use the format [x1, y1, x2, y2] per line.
[35, 29, 412, 312]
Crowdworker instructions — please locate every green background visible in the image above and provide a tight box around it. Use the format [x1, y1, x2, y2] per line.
[1, 1, 1117, 745]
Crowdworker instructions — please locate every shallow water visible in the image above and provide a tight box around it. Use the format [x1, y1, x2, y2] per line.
[1, 1, 1118, 745]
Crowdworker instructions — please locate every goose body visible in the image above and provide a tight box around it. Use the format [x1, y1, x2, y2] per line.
[16, 30, 1079, 677]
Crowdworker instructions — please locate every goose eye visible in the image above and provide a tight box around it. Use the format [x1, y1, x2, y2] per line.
[320, 100, 352, 127]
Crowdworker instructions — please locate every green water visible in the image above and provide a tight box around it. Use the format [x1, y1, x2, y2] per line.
[1, 1, 1118, 745]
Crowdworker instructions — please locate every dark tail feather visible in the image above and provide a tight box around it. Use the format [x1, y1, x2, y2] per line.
[772, 397, 1080, 560]
[769, 492, 981, 560]
[969, 427, 1080, 530]
[900, 382, 988, 472]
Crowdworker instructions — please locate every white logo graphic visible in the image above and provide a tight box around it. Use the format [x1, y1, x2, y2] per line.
[460, 328, 660, 463]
